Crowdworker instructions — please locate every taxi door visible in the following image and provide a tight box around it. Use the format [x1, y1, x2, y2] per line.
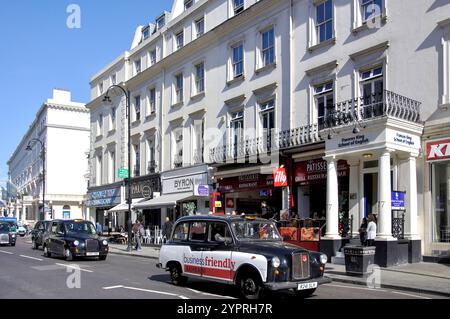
[183, 221, 208, 278]
[200, 221, 234, 282]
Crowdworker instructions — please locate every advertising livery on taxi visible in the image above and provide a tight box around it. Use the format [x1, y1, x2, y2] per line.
[158, 215, 330, 299]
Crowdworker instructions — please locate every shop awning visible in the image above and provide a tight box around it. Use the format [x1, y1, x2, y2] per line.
[108, 199, 147, 213]
[134, 192, 193, 209]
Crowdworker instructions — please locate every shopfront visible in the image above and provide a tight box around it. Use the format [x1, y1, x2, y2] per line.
[424, 138, 450, 259]
[86, 183, 122, 232]
[135, 164, 211, 225]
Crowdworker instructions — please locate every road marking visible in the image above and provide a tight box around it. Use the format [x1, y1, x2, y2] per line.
[0, 250, 14, 255]
[102, 285, 189, 299]
[55, 263, 94, 273]
[324, 283, 388, 293]
[390, 291, 432, 299]
[185, 287, 236, 299]
[20, 255, 43, 261]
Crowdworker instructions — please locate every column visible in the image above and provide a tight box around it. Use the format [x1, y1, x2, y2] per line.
[404, 155, 420, 240]
[348, 159, 361, 238]
[324, 156, 341, 239]
[377, 149, 395, 240]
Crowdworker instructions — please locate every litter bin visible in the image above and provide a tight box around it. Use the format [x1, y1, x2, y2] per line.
[343, 245, 376, 276]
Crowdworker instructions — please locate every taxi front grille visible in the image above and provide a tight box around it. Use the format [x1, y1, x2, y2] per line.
[86, 239, 99, 252]
[0, 234, 9, 243]
[292, 253, 310, 280]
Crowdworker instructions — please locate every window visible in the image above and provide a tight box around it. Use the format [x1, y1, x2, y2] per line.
[111, 74, 117, 85]
[314, 82, 334, 129]
[149, 49, 157, 66]
[96, 155, 102, 185]
[99, 82, 104, 95]
[173, 128, 183, 168]
[262, 28, 275, 66]
[110, 107, 116, 131]
[148, 88, 156, 115]
[134, 96, 141, 121]
[134, 59, 141, 74]
[97, 114, 103, 136]
[260, 99, 275, 148]
[142, 26, 150, 40]
[62, 206, 71, 220]
[231, 111, 244, 157]
[156, 15, 166, 30]
[195, 18, 204, 38]
[185, 0, 194, 10]
[147, 138, 156, 174]
[233, 0, 244, 15]
[133, 144, 140, 177]
[193, 120, 204, 164]
[176, 31, 184, 50]
[360, 66, 384, 117]
[315, 0, 333, 44]
[195, 62, 205, 94]
[209, 222, 232, 243]
[173, 222, 189, 241]
[189, 222, 207, 241]
[232, 44, 244, 78]
[109, 150, 115, 184]
[432, 161, 450, 243]
[175, 73, 184, 104]
[361, 0, 383, 22]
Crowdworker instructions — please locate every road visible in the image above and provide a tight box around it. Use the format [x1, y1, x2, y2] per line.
[0, 236, 445, 300]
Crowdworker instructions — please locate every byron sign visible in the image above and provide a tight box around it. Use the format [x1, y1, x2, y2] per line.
[163, 173, 208, 194]
[427, 139, 450, 162]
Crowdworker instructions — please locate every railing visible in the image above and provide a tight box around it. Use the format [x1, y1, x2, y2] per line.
[320, 90, 422, 130]
[209, 124, 321, 163]
[339, 215, 354, 239]
[147, 160, 157, 174]
[392, 212, 405, 240]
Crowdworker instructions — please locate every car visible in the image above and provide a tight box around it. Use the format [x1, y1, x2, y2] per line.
[157, 214, 331, 299]
[31, 221, 52, 250]
[0, 222, 16, 246]
[17, 225, 27, 237]
[43, 219, 109, 261]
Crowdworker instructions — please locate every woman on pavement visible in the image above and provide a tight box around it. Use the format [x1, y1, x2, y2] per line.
[366, 214, 377, 246]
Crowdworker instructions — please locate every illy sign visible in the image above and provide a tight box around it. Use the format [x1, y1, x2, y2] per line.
[274, 168, 288, 187]
[427, 139, 450, 161]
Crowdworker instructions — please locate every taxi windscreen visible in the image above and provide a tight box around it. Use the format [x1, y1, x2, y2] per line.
[64, 221, 96, 235]
[231, 220, 282, 241]
[0, 223, 10, 232]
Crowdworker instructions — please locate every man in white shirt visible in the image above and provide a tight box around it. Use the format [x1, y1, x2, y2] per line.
[366, 214, 377, 246]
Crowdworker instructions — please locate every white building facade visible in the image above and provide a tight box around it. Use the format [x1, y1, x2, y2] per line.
[8, 89, 90, 224]
[87, 0, 450, 264]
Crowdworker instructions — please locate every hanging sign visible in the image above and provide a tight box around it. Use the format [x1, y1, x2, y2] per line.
[391, 191, 406, 211]
[273, 168, 288, 187]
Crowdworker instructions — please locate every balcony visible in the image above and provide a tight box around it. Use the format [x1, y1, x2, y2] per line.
[147, 160, 157, 174]
[319, 90, 422, 130]
[209, 124, 321, 164]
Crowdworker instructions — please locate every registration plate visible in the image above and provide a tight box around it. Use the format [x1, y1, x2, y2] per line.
[297, 282, 318, 290]
[0, 241, 9, 244]
[86, 252, 99, 256]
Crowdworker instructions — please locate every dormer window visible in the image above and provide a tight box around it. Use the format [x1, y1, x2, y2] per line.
[142, 26, 150, 40]
[156, 15, 166, 30]
[185, 0, 194, 10]
[233, 0, 244, 15]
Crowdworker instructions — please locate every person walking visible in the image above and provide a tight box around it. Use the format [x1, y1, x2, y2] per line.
[162, 217, 173, 242]
[359, 217, 368, 246]
[366, 214, 377, 246]
[132, 220, 143, 251]
[96, 222, 102, 235]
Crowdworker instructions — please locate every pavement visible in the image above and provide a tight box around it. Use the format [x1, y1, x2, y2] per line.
[107, 243, 450, 298]
[1, 237, 444, 300]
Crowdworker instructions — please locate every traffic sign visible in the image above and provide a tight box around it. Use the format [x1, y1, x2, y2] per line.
[118, 168, 129, 179]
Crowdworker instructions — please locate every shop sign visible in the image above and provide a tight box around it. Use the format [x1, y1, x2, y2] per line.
[218, 174, 274, 193]
[427, 139, 450, 161]
[295, 159, 349, 185]
[164, 173, 208, 194]
[391, 191, 405, 211]
[87, 187, 121, 207]
[273, 168, 288, 187]
[195, 184, 210, 197]
[126, 177, 161, 199]
[215, 201, 222, 208]
[338, 135, 369, 148]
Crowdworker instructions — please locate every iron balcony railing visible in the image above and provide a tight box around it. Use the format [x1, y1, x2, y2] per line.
[209, 124, 321, 163]
[147, 160, 157, 174]
[173, 154, 183, 168]
[320, 90, 422, 130]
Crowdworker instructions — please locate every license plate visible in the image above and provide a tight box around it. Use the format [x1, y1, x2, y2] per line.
[0, 241, 9, 244]
[297, 282, 318, 290]
[86, 252, 99, 256]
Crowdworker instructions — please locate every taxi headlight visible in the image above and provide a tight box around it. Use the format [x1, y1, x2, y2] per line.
[11, 234, 16, 238]
[73, 240, 80, 247]
[320, 254, 328, 264]
[271, 257, 281, 268]
[102, 240, 108, 246]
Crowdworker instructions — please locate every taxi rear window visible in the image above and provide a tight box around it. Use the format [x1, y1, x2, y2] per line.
[189, 222, 207, 242]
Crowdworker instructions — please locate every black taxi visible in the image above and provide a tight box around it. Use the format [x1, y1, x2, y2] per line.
[0, 222, 16, 246]
[158, 215, 331, 299]
[43, 219, 109, 261]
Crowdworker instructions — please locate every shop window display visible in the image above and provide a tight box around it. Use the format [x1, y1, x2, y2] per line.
[433, 161, 450, 243]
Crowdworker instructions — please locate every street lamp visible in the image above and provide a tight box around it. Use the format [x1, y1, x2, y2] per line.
[103, 84, 133, 252]
[26, 138, 46, 221]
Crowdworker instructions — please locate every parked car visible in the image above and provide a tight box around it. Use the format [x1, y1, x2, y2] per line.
[31, 220, 52, 249]
[157, 215, 330, 299]
[43, 219, 109, 261]
[0, 222, 16, 246]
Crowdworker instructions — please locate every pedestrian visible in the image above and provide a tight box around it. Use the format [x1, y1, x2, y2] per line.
[359, 217, 368, 246]
[366, 214, 377, 246]
[132, 220, 143, 251]
[162, 217, 173, 242]
[96, 222, 102, 235]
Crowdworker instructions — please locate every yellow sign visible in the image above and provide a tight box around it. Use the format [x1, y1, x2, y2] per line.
[214, 201, 222, 208]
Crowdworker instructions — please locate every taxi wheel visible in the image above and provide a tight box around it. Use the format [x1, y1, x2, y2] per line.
[99, 255, 107, 261]
[169, 264, 187, 286]
[294, 288, 316, 298]
[239, 274, 264, 300]
[43, 245, 51, 258]
[32, 240, 38, 250]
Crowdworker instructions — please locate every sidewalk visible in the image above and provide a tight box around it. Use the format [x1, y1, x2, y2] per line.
[108, 243, 160, 260]
[325, 262, 450, 297]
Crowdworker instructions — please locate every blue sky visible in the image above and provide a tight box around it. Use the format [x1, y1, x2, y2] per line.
[0, 0, 172, 187]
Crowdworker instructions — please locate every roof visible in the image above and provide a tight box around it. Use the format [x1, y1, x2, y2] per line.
[175, 215, 269, 224]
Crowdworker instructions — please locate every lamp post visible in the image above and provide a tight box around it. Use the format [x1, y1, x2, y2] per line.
[103, 84, 133, 252]
[26, 138, 46, 221]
